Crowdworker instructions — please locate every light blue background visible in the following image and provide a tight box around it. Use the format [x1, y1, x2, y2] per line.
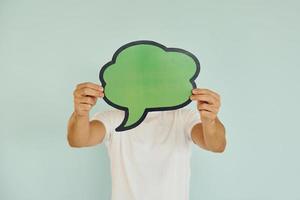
[1, 0, 299, 199]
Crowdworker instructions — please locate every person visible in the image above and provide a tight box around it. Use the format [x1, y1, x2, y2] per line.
[67, 82, 226, 200]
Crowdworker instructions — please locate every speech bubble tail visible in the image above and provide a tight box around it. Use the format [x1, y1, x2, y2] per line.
[116, 108, 146, 131]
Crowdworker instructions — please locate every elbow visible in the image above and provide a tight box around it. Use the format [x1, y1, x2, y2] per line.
[209, 140, 227, 153]
[68, 141, 84, 148]
[211, 146, 225, 153]
[67, 133, 86, 148]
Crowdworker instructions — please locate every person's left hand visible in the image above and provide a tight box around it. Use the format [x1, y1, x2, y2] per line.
[190, 88, 221, 124]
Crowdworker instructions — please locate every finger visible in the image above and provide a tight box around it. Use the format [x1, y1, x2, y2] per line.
[90, 96, 98, 103]
[190, 94, 217, 105]
[75, 96, 96, 105]
[197, 103, 219, 114]
[99, 92, 105, 98]
[76, 82, 101, 90]
[191, 94, 220, 107]
[76, 82, 103, 91]
[75, 90, 104, 99]
[74, 88, 101, 98]
[75, 88, 102, 98]
[192, 88, 220, 99]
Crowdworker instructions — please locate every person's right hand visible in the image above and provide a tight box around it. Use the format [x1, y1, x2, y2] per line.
[73, 82, 104, 117]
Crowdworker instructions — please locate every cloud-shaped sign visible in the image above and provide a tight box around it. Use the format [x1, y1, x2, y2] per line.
[99, 40, 200, 132]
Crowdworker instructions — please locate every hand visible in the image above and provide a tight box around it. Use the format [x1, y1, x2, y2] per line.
[73, 82, 104, 117]
[190, 88, 221, 124]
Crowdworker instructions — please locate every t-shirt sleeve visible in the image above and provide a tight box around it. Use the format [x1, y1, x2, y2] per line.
[90, 109, 123, 144]
[181, 108, 201, 141]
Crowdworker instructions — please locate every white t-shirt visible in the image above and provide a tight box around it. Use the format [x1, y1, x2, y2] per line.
[90, 108, 201, 200]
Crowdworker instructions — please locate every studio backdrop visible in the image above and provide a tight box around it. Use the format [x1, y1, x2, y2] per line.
[0, 0, 299, 199]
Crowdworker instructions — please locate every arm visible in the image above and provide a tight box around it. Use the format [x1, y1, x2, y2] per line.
[67, 82, 106, 148]
[191, 118, 226, 152]
[67, 112, 106, 147]
[190, 88, 226, 153]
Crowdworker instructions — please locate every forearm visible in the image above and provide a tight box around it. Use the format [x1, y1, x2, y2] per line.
[67, 112, 90, 147]
[202, 117, 226, 152]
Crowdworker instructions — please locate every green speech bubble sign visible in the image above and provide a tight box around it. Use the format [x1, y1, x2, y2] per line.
[99, 40, 200, 132]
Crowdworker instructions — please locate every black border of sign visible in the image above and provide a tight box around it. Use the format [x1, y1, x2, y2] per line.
[99, 40, 201, 132]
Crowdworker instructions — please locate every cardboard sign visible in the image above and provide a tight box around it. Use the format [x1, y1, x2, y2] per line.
[99, 40, 200, 131]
